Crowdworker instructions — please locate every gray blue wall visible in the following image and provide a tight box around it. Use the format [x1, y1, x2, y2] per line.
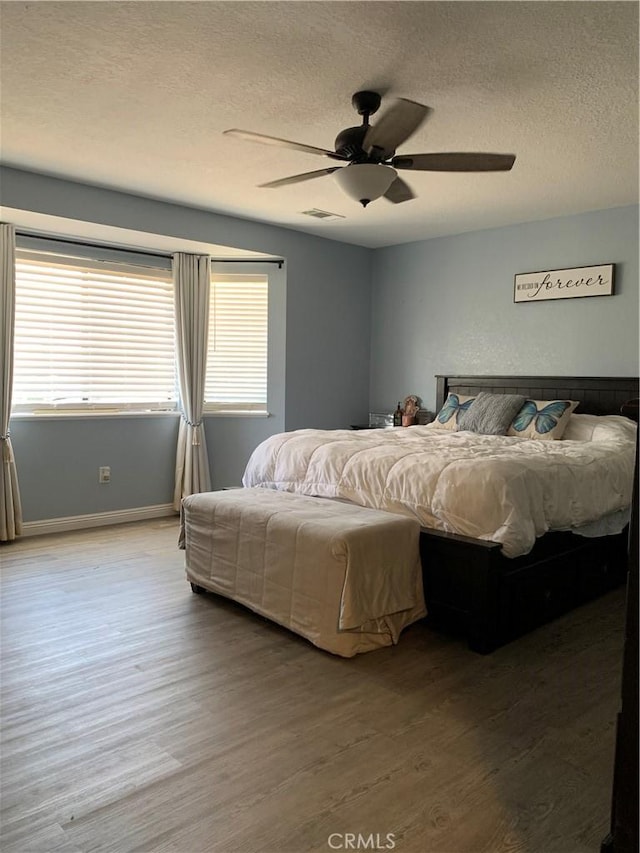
[10, 415, 179, 520]
[370, 205, 639, 413]
[3, 167, 372, 520]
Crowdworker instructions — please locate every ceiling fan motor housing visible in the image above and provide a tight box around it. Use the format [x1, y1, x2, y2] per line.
[334, 126, 369, 160]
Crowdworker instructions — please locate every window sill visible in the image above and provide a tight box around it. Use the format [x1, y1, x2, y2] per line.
[203, 410, 271, 418]
[10, 410, 271, 421]
[10, 410, 181, 421]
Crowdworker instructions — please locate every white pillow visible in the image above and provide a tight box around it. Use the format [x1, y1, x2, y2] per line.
[592, 415, 637, 442]
[563, 413, 637, 442]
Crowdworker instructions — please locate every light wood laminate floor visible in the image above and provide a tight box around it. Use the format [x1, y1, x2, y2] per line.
[0, 518, 625, 853]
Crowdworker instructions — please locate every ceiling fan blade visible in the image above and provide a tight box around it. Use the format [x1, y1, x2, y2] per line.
[363, 99, 432, 159]
[258, 167, 343, 188]
[383, 176, 416, 204]
[392, 152, 516, 172]
[224, 129, 348, 160]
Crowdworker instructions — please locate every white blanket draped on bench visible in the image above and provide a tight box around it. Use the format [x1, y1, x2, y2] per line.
[180, 488, 426, 657]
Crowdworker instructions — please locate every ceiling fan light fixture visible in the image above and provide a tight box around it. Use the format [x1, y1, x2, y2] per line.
[334, 163, 397, 207]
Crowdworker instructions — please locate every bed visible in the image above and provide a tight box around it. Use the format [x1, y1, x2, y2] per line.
[243, 375, 638, 652]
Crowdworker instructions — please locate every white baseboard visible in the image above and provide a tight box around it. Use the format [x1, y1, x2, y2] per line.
[22, 503, 178, 537]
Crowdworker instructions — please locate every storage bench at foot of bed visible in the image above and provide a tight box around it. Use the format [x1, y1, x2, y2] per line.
[419, 526, 629, 653]
[180, 488, 426, 657]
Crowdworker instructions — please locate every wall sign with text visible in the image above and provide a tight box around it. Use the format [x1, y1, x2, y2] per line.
[514, 264, 615, 303]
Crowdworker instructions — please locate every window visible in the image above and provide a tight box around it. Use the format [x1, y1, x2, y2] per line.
[204, 273, 269, 413]
[12, 248, 272, 417]
[12, 252, 176, 412]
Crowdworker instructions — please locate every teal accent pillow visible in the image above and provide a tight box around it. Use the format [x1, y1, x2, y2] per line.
[434, 393, 475, 430]
[507, 399, 579, 440]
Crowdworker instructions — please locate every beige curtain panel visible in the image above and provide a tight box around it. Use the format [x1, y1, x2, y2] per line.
[173, 253, 212, 510]
[0, 223, 23, 541]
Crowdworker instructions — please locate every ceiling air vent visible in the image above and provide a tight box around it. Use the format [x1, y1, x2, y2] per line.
[300, 208, 345, 221]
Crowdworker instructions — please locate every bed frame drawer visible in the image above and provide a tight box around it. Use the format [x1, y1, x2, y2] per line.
[420, 526, 629, 653]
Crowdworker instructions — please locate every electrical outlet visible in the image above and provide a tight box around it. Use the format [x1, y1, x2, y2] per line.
[99, 466, 111, 484]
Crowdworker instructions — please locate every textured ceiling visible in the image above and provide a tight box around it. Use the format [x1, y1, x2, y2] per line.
[1, 1, 638, 248]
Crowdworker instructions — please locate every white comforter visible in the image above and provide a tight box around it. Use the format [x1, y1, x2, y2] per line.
[243, 419, 636, 557]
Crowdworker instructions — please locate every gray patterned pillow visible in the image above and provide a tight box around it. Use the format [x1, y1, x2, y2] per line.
[457, 392, 526, 435]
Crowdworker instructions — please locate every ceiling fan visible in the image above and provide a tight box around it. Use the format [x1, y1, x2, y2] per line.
[224, 91, 516, 208]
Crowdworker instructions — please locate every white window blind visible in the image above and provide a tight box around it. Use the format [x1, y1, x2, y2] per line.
[204, 274, 268, 412]
[12, 252, 177, 412]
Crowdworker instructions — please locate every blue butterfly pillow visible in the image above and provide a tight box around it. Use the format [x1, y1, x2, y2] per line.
[433, 393, 476, 431]
[507, 399, 579, 440]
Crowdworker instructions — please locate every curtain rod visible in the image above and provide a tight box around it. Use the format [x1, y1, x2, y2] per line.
[211, 258, 284, 268]
[16, 231, 171, 259]
[16, 230, 284, 266]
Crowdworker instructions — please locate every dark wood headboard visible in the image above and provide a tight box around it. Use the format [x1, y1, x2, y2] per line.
[436, 375, 640, 417]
